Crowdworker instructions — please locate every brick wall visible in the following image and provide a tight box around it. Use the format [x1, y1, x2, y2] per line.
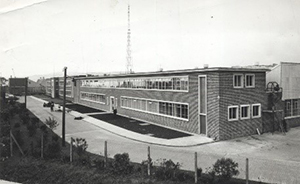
[73, 70, 268, 140]
[77, 74, 198, 133]
[218, 72, 267, 140]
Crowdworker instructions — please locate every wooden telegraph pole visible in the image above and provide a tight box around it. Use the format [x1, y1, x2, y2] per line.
[62, 67, 67, 147]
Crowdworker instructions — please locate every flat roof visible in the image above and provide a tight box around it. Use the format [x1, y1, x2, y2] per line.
[73, 67, 269, 80]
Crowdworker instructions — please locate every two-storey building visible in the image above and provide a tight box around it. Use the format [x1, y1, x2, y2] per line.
[70, 67, 268, 140]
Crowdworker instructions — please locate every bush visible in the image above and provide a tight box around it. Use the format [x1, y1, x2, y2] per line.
[74, 138, 88, 158]
[45, 117, 59, 130]
[154, 159, 181, 181]
[111, 153, 133, 175]
[210, 157, 239, 182]
[92, 158, 105, 170]
[139, 159, 153, 175]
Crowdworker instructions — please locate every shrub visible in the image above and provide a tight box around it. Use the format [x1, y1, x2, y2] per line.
[111, 153, 133, 175]
[139, 159, 153, 175]
[45, 117, 59, 130]
[74, 138, 88, 158]
[211, 158, 239, 181]
[154, 159, 181, 181]
[92, 158, 105, 170]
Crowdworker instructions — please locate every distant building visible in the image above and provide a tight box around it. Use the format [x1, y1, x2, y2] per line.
[266, 62, 300, 129]
[27, 79, 45, 94]
[37, 77, 47, 87]
[9, 78, 45, 95]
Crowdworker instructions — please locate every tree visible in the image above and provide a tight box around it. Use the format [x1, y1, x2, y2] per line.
[212, 158, 239, 181]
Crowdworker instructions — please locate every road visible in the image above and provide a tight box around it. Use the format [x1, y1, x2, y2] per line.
[26, 96, 300, 184]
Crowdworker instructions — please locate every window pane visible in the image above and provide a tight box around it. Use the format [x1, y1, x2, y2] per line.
[181, 105, 188, 119]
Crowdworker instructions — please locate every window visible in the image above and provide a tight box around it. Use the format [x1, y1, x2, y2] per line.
[228, 106, 238, 121]
[80, 92, 105, 104]
[121, 96, 188, 120]
[252, 104, 261, 118]
[245, 74, 255, 88]
[285, 100, 291, 117]
[240, 105, 250, 119]
[292, 99, 299, 116]
[233, 74, 243, 88]
[80, 76, 188, 91]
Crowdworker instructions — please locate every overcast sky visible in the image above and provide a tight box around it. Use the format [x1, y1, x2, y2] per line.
[0, 0, 300, 79]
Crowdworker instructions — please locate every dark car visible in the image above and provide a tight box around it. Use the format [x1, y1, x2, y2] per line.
[43, 101, 52, 107]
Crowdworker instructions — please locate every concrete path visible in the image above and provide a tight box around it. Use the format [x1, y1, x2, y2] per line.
[25, 96, 300, 184]
[29, 95, 213, 147]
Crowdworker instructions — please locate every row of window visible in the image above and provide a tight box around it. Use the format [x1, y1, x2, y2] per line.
[121, 96, 189, 120]
[59, 90, 72, 97]
[233, 74, 255, 88]
[80, 92, 106, 104]
[81, 76, 189, 91]
[228, 104, 261, 121]
[285, 99, 300, 117]
[59, 79, 72, 87]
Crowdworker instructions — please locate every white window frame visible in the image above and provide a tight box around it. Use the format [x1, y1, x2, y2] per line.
[233, 74, 243, 88]
[228, 105, 239, 121]
[245, 74, 255, 88]
[120, 96, 189, 121]
[252, 103, 261, 118]
[240, 105, 250, 120]
[80, 92, 106, 104]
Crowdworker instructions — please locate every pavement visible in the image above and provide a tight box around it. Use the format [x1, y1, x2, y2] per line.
[29, 95, 214, 147]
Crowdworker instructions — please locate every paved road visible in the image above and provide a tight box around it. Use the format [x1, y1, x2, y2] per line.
[26, 96, 300, 184]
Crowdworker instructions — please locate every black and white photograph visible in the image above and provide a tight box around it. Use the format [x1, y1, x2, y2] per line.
[1, 0, 300, 183]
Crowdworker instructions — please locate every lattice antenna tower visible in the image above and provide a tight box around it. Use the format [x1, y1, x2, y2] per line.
[126, 4, 133, 73]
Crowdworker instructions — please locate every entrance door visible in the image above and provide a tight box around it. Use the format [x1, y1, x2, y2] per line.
[110, 96, 115, 112]
[198, 76, 207, 135]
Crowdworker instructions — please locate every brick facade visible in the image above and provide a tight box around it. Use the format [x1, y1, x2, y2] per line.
[218, 72, 267, 140]
[70, 68, 268, 140]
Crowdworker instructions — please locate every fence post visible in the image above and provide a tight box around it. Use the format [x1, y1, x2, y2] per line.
[10, 130, 13, 157]
[104, 141, 107, 168]
[147, 146, 151, 176]
[246, 158, 249, 184]
[70, 137, 73, 163]
[195, 152, 198, 183]
[41, 134, 44, 159]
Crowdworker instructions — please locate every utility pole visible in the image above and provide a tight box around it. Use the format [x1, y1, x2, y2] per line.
[62, 67, 67, 147]
[25, 77, 28, 108]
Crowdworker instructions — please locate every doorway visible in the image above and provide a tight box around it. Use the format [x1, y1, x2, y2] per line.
[198, 75, 207, 135]
[110, 96, 115, 112]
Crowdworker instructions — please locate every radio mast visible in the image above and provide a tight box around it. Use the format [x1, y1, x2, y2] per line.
[126, 4, 133, 73]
